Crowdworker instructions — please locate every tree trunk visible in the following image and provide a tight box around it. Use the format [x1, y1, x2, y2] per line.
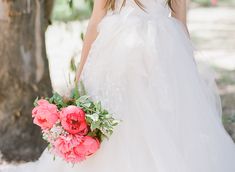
[0, 0, 54, 162]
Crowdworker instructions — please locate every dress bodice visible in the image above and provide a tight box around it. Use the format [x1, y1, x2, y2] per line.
[115, 0, 167, 10]
[113, 0, 170, 17]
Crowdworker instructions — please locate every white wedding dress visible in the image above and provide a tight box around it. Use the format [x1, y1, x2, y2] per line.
[2, 0, 235, 172]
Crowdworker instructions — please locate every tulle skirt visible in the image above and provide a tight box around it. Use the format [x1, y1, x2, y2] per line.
[2, 3, 235, 172]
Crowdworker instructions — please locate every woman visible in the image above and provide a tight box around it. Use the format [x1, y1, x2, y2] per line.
[3, 0, 235, 171]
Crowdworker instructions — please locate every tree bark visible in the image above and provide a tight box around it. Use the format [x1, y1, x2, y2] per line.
[0, 0, 53, 162]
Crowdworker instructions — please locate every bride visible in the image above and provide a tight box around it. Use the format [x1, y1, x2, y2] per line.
[2, 0, 235, 172]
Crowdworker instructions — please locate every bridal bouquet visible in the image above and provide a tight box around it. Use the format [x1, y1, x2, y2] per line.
[32, 82, 120, 163]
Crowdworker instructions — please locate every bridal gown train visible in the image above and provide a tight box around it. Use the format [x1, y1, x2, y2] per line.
[2, 0, 235, 172]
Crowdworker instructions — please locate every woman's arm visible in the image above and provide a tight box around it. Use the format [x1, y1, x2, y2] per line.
[75, 0, 107, 82]
[171, 0, 189, 32]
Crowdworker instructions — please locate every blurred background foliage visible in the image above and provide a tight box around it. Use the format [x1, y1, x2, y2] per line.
[197, 0, 235, 6]
[192, 0, 235, 6]
[52, 0, 93, 22]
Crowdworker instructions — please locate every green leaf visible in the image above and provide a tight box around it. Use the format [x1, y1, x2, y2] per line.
[80, 32, 84, 41]
[95, 101, 102, 111]
[102, 113, 112, 119]
[70, 57, 77, 72]
[86, 113, 99, 122]
[78, 81, 87, 96]
[85, 116, 93, 124]
[112, 120, 121, 126]
[102, 109, 108, 114]
[91, 121, 101, 131]
[87, 131, 96, 137]
[33, 97, 39, 107]
[78, 95, 90, 102]
[50, 92, 66, 108]
[83, 102, 92, 108]
[99, 133, 108, 142]
[72, 82, 80, 99]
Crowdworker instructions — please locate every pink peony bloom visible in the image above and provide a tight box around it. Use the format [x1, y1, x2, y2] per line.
[32, 99, 59, 130]
[53, 134, 86, 163]
[63, 149, 86, 163]
[74, 136, 100, 156]
[60, 106, 88, 135]
[53, 134, 100, 163]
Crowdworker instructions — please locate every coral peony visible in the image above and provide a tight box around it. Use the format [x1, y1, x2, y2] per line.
[53, 134, 86, 163]
[75, 136, 100, 156]
[32, 99, 59, 130]
[60, 106, 88, 135]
